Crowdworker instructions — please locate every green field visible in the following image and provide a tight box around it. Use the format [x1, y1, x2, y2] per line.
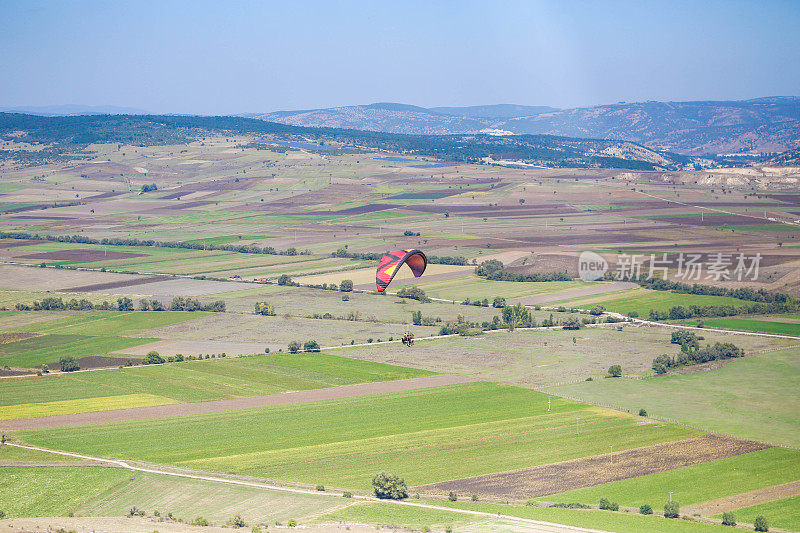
[0, 352, 433, 406]
[700, 317, 800, 336]
[548, 348, 800, 447]
[715, 495, 800, 532]
[0, 393, 176, 420]
[436, 501, 749, 533]
[412, 276, 590, 301]
[320, 501, 470, 529]
[546, 447, 800, 508]
[0, 466, 347, 523]
[0, 311, 211, 367]
[0, 467, 132, 517]
[16, 383, 697, 490]
[15, 310, 210, 336]
[0, 335, 158, 368]
[553, 289, 750, 317]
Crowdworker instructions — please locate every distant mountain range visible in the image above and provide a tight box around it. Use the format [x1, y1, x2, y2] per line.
[246, 97, 800, 156]
[0, 104, 149, 116]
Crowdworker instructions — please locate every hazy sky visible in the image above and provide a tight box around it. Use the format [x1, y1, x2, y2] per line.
[2, 0, 799, 114]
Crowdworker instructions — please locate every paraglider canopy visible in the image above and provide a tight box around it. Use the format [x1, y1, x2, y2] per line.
[376, 249, 427, 292]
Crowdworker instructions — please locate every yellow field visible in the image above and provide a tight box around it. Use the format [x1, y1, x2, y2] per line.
[0, 393, 177, 420]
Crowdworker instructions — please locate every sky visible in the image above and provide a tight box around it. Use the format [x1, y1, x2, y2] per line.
[1, 0, 799, 114]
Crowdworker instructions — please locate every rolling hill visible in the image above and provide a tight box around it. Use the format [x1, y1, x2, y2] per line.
[248, 97, 800, 156]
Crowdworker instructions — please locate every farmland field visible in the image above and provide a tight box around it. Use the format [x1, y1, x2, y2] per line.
[716, 495, 800, 532]
[548, 348, 800, 446]
[1, 110, 800, 533]
[545, 447, 800, 507]
[0, 353, 433, 406]
[15, 383, 699, 491]
[699, 317, 800, 336]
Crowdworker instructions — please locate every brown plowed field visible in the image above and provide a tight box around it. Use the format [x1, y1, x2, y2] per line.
[1, 374, 477, 431]
[65, 275, 171, 292]
[0, 332, 40, 345]
[0, 239, 45, 248]
[416, 434, 769, 500]
[685, 480, 800, 516]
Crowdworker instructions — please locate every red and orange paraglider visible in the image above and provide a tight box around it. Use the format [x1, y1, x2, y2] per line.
[375, 249, 427, 292]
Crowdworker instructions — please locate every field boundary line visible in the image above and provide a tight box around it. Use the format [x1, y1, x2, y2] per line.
[1, 442, 607, 533]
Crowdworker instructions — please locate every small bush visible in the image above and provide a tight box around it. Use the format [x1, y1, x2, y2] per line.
[229, 514, 246, 528]
[287, 518, 297, 527]
[639, 504, 653, 515]
[599, 498, 619, 511]
[316, 484, 325, 491]
[549, 503, 590, 509]
[342, 491, 352, 498]
[304, 340, 320, 352]
[448, 491, 457, 502]
[721, 512, 736, 526]
[664, 501, 680, 518]
[252, 527, 262, 533]
[59, 356, 80, 372]
[0, 510, 6, 519]
[445, 526, 453, 533]
[639, 408, 647, 416]
[142, 351, 165, 365]
[754, 515, 769, 532]
[287, 341, 301, 353]
[471, 494, 478, 501]
[191, 517, 209, 526]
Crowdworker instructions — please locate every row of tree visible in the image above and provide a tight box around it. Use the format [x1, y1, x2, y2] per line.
[653, 334, 744, 373]
[647, 300, 798, 321]
[0, 231, 309, 257]
[14, 296, 225, 312]
[474, 259, 571, 282]
[333, 247, 468, 266]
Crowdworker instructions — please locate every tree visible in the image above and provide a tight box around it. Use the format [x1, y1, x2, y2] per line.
[117, 297, 134, 311]
[288, 341, 302, 353]
[277, 274, 292, 286]
[721, 512, 736, 526]
[492, 296, 506, 308]
[339, 279, 353, 292]
[754, 515, 769, 532]
[254, 302, 276, 316]
[664, 501, 680, 519]
[228, 514, 246, 528]
[303, 340, 320, 352]
[139, 299, 150, 311]
[562, 316, 582, 330]
[608, 364, 622, 377]
[412, 310, 422, 325]
[639, 504, 652, 515]
[372, 471, 408, 500]
[142, 351, 165, 365]
[599, 498, 619, 511]
[59, 356, 80, 372]
[638, 408, 647, 416]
